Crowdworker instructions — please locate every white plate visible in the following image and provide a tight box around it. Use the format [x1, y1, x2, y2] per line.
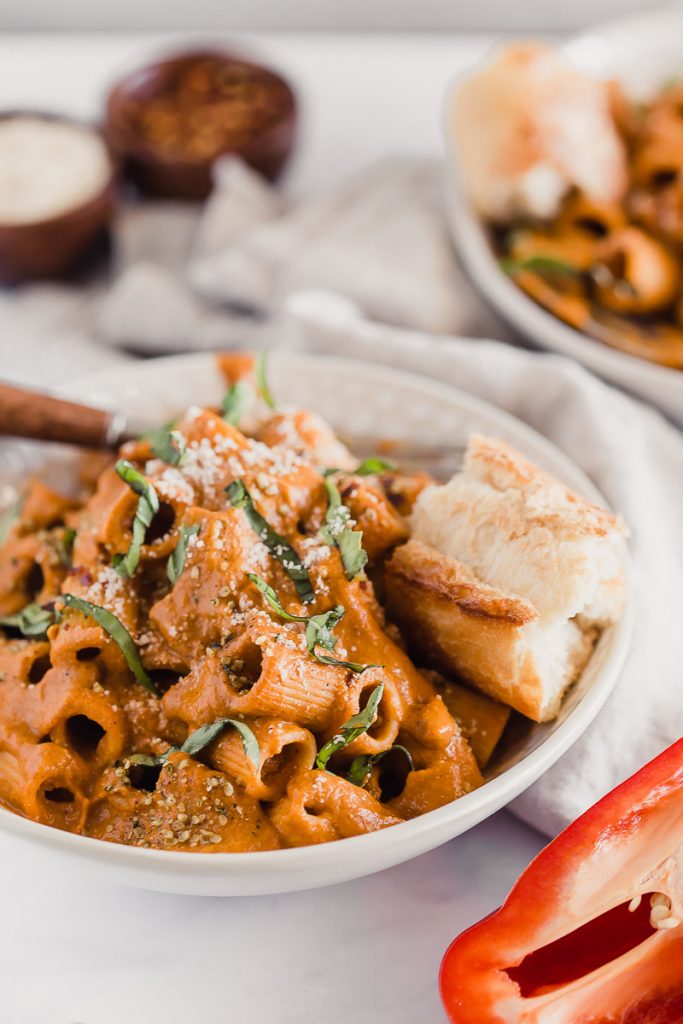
[444, 7, 683, 424]
[0, 352, 633, 895]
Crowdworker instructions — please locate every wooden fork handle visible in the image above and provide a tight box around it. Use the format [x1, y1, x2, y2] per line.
[0, 382, 125, 449]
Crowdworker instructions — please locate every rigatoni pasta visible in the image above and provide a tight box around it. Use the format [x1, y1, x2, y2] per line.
[454, 42, 683, 368]
[0, 353, 564, 853]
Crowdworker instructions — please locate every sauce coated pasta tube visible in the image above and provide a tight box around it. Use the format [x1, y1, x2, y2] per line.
[0, 741, 88, 832]
[0, 364, 499, 851]
[269, 769, 403, 846]
[209, 717, 317, 801]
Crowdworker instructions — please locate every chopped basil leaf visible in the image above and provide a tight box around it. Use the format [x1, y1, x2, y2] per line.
[167, 524, 200, 584]
[228, 480, 314, 603]
[248, 572, 307, 622]
[112, 460, 160, 579]
[354, 456, 398, 475]
[61, 594, 160, 697]
[310, 649, 378, 673]
[58, 528, 77, 568]
[0, 495, 22, 548]
[150, 428, 187, 467]
[500, 255, 579, 277]
[248, 573, 378, 673]
[128, 717, 260, 773]
[221, 380, 254, 426]
[0, 602, 56, 640]
[315, 683, 384, 770]
[347, 744, 414, 788]
[305, 608, 344, 654]
[321, 479, 368, 581]
[182, 718, 260, 769]
[337, 529, 368, 583]
[323, 476, 343, 519]
[255, 351, 275, 409]
[323, 456, 398, 478]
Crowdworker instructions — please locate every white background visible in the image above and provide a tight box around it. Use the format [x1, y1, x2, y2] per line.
[0, 0, 670, 32]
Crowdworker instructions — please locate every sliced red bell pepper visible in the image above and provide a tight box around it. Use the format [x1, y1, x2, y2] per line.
[441, 739, 683, 1023]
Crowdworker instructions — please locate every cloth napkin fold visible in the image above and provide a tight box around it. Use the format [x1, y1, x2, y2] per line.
[96, 156, 504, 354]
[284, 289, 683, 838]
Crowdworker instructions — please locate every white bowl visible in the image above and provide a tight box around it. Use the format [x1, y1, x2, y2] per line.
[444, 7, 683, 425]
[0, 352, 633, 895]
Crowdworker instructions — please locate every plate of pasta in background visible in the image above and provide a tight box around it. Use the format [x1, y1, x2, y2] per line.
[0, 351, 633, 895]
[444, 6, 683, 424]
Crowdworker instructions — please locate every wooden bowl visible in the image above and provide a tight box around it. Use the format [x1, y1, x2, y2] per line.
[105, 49, 297, 200]
[0, 112, 116, 286]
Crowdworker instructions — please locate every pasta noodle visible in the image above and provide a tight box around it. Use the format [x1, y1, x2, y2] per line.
[209, 717, 316, 801]
[497, 77, 683, 369]
[0, 354, 507, 853]
[269, 769, 403, 845]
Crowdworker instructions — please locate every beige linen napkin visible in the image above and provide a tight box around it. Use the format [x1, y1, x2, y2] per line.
[97, 156, 504, 353]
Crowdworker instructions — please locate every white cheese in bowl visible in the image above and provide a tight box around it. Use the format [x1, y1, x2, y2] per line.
[0, 116, 111, 226]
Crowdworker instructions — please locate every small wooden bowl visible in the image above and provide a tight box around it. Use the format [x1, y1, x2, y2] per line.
[0, 112, 116, 286]
[105, 49, 297, 200]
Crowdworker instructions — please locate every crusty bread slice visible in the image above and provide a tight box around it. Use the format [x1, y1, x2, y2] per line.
[451, 42, 626, 222]
[385, 540, 595, 722]
[385, 436, 628, 722]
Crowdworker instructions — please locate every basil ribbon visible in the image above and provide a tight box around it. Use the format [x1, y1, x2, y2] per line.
[113, 460, 160, 579]
[0, 602, 56, 640]
[129, 717, 260, 772]
[227, 480, 314, 603]
[315, 683, 384, 770]
[321, 479, 368, 581]
[149, 427, 187, 467]
[62, 594, 160, 697]
[255, 351, 275, 409]
[247, 573, 379, 673]
[167, 524, 200, 584]
[347, 744, 414, 788]
[221, 380, 253, 426]
[323, 457, 398, 477]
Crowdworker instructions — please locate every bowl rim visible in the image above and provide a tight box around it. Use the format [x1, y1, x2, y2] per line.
[104, 47, 297, 171]
[0, 350, 634, 882]
[441, 16, 683, 416]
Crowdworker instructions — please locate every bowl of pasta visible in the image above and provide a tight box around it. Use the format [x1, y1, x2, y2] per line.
[0, 351, 632, 895]
[444, 7, 683, 424]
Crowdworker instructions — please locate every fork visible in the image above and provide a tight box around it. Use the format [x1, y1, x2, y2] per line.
[0, 381, 464, 479]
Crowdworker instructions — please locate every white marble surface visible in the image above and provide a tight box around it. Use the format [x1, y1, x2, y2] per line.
[0, 815, 544, 1024]
[0, 32, 547, 1024]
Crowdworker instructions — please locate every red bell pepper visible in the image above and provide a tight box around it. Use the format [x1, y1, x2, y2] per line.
[441, 739, 683, 1023]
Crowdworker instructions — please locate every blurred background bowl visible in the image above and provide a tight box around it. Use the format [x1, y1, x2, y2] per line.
[104, 49, 297, 199]
[444, 7, 683, 424]
[0, 111, 115, 285]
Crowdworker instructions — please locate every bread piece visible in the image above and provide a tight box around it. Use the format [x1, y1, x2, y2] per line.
[386, 540, 593, 722]
[385, 436, 628, 722]
[412, 435, 628, 626]
[450, 42, 627, 222]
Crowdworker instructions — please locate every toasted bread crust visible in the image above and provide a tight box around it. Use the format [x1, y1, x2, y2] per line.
[387, 539, 537, 627]
[386, 540, 554, 719]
